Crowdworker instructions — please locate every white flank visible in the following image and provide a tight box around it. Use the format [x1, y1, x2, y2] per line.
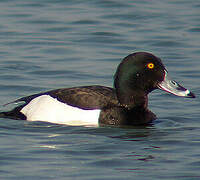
[20, 95, 100, 127]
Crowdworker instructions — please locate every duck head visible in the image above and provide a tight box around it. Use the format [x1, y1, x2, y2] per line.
[114, 52, 195, 109]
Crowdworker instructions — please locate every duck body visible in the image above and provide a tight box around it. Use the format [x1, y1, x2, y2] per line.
[2, 85, 155, 126]
[0, 52, 195, 126]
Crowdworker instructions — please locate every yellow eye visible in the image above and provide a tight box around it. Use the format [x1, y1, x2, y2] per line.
[147, 63, 154, 69]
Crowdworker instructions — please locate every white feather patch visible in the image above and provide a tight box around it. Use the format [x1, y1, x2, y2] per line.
[20, 95, 100, 126]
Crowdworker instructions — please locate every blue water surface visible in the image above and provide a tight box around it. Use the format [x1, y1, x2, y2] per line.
[0, 0, 200, 179]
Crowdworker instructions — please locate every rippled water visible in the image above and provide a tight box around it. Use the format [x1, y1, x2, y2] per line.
[0, 0, 200, 179]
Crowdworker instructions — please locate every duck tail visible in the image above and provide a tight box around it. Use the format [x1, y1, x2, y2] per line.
[0, 112, 8, 118]
[0, 110, 26, 120]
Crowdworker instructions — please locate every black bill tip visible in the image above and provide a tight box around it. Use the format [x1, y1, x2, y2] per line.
[187, 91, 196, 98]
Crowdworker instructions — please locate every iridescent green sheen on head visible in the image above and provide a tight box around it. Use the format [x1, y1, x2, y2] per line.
[114, 52, 165, 108]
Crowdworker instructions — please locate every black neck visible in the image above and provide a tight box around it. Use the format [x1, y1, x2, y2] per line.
[116, 87, 148, 109]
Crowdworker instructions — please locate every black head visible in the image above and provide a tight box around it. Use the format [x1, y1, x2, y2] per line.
[114, 52, 195, 108]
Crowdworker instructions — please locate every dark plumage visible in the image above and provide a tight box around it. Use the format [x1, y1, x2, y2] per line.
[0, 52, 195, 126]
